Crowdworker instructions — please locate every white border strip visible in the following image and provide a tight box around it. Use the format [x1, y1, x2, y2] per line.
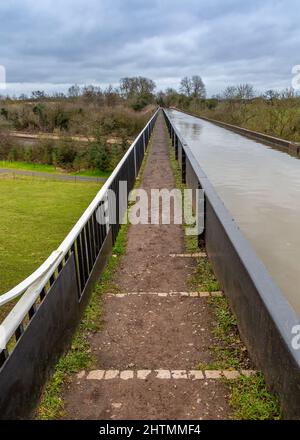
[82, 369, 257, 381]
[106, 291, 223, 298]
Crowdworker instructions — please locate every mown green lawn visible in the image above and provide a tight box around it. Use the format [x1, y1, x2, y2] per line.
[0, 160, 110, 178]
[0, 176, 101, 317]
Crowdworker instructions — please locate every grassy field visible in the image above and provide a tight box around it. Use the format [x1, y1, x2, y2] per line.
[0, 160, 110, 178]
[0, 175, 101, 319]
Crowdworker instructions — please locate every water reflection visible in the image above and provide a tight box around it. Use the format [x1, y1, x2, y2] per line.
[167, 109, 300, 318]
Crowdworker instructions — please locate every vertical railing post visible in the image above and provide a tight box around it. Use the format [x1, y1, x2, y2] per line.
[143, 132, 146, 153]
[104, 191, 110, 236]
[133, 144, 137, 178]
[197, 181, 205, 248]
[0, 349, 9, 368]
[182, 145, 186, 184]
[175, 135, 178, 160]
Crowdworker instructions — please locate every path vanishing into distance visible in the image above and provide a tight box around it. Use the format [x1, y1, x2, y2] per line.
[60, 112, 254, 420]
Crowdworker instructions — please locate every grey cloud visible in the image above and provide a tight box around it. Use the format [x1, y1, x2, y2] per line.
[0, 0, 299, 95]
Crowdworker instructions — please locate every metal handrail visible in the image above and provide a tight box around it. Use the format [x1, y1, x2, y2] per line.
[0, 109, 159, 318]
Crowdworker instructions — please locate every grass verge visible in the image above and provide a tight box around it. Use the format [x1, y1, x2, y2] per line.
[197, 296, 251, 371]
[0, 175, 101, 321]
[0, 160, 110, 178]
[229, 373, 281, 420]
[207, 296, 281, 419]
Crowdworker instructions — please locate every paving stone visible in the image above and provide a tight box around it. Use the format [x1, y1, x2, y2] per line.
[188, 370, 205, 380]
[137, 370, 152, 380]
[223, 370, 241, 380]
[111, 403, 122, 409]
[155, 369, 171, 379]
[107, 290, 225, 298]
[171, 370, 188, 379]
[120, 370, 134, 380]
[104, 370, 119, 380]
[77, 370, 86, 379]
[169, 253, 206, 258]
[205, 370, 223, 379]
[241, 370, 257, 377]
[86, 370, 105, 380]
[211, 291, 223, 297]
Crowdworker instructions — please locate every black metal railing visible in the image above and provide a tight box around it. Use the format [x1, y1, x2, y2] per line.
[0, 109, 159, 419]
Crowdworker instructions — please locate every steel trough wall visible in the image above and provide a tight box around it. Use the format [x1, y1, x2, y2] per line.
[163, 108, 300, 419]
[173, 107, 300, 156]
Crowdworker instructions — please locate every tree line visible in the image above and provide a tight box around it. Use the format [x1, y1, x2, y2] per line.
[0, 75, 206, 108]
[1, 74, 300, 169]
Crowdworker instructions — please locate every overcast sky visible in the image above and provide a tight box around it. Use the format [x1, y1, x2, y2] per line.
[0, 0, 299, 96]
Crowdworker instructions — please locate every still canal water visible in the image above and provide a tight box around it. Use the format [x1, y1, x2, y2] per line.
[167, 109, 300, 318]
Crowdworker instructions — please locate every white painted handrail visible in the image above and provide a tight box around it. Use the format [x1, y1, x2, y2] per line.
[0, 251, 63, 307]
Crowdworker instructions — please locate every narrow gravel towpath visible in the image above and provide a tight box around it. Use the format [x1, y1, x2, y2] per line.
[62, 111, 234, 420]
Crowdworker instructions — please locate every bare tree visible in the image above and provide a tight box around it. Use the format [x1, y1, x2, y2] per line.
[120, 77, 133, 98]
[81, 85, 103, 101]
[180, 76, 193, 96]
[180, 76, 206, 98]
[120, 77, 156, 99]
[223, 84, 255, 100]
[191, 75, 206, 98]
[223, 86, 237, 100]
[31, 90, 47, 100]
[138, 77, 156, 95]
[68, 84, 81, 98]
[263, 89, 279, 101]
[104, 84, 120, 106]
[157, 88, 179, 107]
[18, 93, 29, 101]
[280, 87, 296, 99]
[236, 84, 255, 100]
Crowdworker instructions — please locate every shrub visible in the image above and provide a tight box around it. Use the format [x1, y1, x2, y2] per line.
[89, 141, 112, 171]
[54, 141, 77, 168]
